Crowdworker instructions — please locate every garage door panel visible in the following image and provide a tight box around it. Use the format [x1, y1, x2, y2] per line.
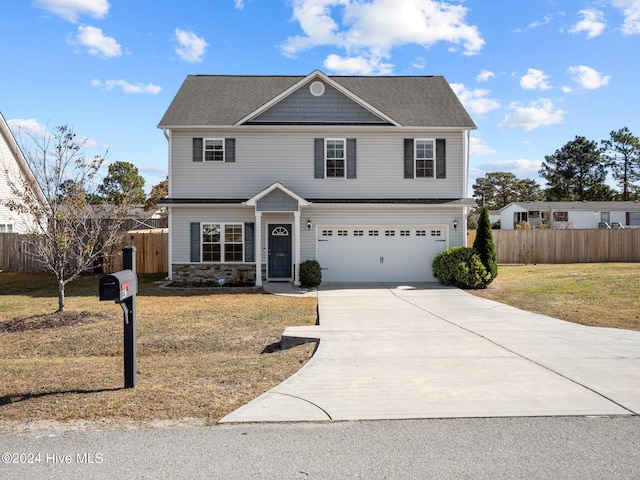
[317, 226, 446, 283]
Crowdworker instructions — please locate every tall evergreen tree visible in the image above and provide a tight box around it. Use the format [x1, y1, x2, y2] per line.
[472, 206, 498, 284]
[601, 127, 640, 201]
[539, 136, 607, 201]
[99, 161, 146, 205]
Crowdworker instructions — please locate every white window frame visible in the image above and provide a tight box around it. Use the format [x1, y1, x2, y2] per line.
[201, 223, 244, 263]
[0, 224, 13, 233]
[204, 138, 225, 162]
[325, 138, 346, 178]
[414, 139, 435, 178]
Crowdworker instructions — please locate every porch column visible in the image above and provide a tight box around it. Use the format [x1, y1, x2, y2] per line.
[255, 211, 262, 287]
[294, 210, 301, 286]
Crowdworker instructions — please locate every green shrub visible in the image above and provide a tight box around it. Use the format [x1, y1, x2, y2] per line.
[300, 260, 322, 288]
[473, 205, 499, 284]
[432, 247, 488, 289]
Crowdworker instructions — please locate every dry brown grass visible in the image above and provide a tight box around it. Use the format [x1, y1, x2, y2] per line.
[0, 272, 316, 432]
[470, 263, 640, 331]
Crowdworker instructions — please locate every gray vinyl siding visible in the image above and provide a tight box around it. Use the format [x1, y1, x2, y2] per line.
[169, 129, 466, 200]
[170, 207, 256, 263]
[250, 83, 387, 124]
[256, 189, 299, 211]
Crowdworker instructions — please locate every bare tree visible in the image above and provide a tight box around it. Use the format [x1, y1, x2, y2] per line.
[2, 124, 135, 312]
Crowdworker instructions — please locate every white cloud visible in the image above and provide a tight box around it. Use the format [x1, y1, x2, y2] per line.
[281, 0, 484, 74]
[498, 99, 566, 131]
[234, 0, 244, 9]
[570, 9, 606, 38]
[35, 0, 109, 23]
[520, 68, 551, 90]
[6, 118, 48, 140]
[91, 79, 162, 94]
[324, 53, 393, 75]
[68, 26, 122, 58]
[174, 29, 208, 63]
[450, 83, 500, 116]
[609, 0, 640, 34]
[568, 65, 611, 90]
[469, 134, 495, 156]
[476, 70, 495, 82]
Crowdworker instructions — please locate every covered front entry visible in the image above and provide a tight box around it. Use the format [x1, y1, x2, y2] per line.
[243, 182, 311, 287]
[317, 226, 448, 282]
[268, 224, 292, 280]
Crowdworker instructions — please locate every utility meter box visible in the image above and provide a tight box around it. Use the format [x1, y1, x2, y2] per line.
[99, 270, 138, 302]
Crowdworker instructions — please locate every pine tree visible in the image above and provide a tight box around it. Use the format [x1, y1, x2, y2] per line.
[473, 206, 498, 284]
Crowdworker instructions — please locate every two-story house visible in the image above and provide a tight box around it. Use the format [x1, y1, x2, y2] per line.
[158, 70, 476, 286]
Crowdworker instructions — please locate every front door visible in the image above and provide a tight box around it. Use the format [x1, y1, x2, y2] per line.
[268, 224, 292, 279]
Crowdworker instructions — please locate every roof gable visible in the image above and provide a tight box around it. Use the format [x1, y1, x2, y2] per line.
[239, 73, 395, 125]
[158, 71, 476, 129]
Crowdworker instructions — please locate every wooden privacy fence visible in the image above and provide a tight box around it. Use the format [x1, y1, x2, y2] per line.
[0, 229, 168, 274]
[105, 229, 168, 274]
[467, 229, 640, 264]
[0, 233, 47, 272]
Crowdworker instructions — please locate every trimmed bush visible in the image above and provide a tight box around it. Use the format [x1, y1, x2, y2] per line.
[473, 205, 499, 284]
[300, 260, 322, 288]
[432, 247, 488, 289]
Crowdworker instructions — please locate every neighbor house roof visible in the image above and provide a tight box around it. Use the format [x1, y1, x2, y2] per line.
[158, 70, 477, 129]
[502, 201, 640, 212]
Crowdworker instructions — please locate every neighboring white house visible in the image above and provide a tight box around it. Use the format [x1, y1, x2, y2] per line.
[499, 201, 640, 229]
[0, 112, 46, 233]
[158, 70, 477, 285]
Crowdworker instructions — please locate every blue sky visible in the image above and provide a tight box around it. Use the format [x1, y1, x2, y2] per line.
[2, 0, 639, 195]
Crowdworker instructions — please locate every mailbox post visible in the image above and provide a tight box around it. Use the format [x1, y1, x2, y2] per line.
[99, 247, 137, 388]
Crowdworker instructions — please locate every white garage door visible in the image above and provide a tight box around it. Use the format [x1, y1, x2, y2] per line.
[317, 226, 448, 282]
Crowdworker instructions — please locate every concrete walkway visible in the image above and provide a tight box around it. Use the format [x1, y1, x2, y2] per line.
[220, 283, 640, 423]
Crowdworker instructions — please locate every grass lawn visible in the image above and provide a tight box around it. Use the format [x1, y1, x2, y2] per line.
[0, 272, 317, 433]
[470, 263, 640, 332]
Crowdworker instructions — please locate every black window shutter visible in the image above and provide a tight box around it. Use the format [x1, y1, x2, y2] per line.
[225, 138, 235, 163]
[193, 138, 203, 162]
[626, 212, 630, 226]
[404, 139, 414, 179]
[190, 222, 201, 262]
[346, 138, 357, 179]
[436, 138, 446, 179]
[244, 222, 255, 262]
[314, 138, 324, 178]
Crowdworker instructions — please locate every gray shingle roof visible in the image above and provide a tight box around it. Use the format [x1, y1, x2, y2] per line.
[158, 73, 476, 128]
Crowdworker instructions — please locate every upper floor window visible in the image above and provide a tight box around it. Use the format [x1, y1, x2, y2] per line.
[204, 139, 224, 162]
[314, 138, 356, 179]
[404, 138, 446, 179]
[415, 139, 435, 178]
[192, 138, 235, 163]
[325, 139, 345, 178]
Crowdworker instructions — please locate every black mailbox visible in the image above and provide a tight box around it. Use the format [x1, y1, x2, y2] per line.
[99, 270, 138, 302]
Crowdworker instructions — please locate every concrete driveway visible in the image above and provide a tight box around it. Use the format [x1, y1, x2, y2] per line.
[220, 284, 640, 423]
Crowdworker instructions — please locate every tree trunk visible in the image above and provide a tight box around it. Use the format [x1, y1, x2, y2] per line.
[57, 279, 65, 312]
